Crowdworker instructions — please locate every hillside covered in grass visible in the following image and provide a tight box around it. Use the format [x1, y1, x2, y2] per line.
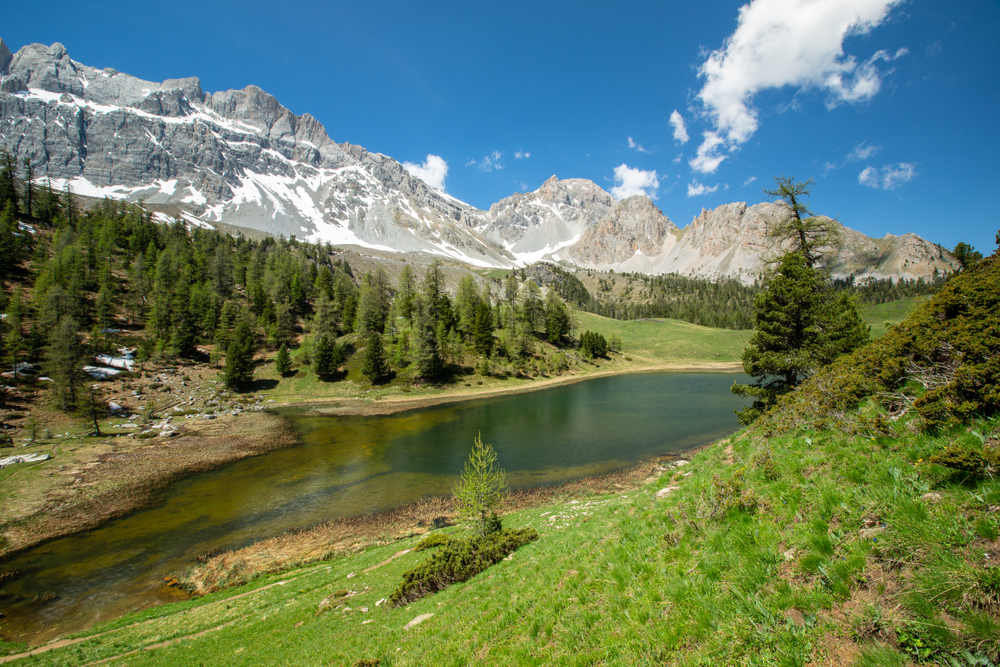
[6, 246, 997, 666]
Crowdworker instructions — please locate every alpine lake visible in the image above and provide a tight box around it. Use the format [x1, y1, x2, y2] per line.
[0, 371, 751, 644]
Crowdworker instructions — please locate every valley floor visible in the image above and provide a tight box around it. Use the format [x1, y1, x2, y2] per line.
[0, 327, 740, 561]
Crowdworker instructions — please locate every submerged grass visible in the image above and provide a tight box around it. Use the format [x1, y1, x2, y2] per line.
[9, 415, 998, 666]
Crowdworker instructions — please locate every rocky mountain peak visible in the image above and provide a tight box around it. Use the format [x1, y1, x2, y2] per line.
[568, 194, 678, 265]
[0, 38, 956, 282]
[0, 39, 12, 75]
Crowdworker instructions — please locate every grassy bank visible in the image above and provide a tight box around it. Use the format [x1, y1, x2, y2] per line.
[5, 415, 997, 666]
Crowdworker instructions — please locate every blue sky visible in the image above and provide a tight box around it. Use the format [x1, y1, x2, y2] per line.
[6, 0, 999, 253]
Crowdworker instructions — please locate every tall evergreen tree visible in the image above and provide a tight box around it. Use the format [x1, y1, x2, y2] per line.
[22, 157, 35, 219]
[545, 290, 569, 344]
[472, 300, 495, 357]
[361, 332, 390, 384]
[0, 150, 18, 212]
[313, 334, 342, 379]
[396, 264, 416, 321]
[47, 316, 84, 411]
[731, 252, 868, 424]
[224, 320, 257, 390]
[413, 302, 443, 380]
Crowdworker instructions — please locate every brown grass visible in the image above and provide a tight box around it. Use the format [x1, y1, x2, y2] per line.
[180, 452, 690, 594]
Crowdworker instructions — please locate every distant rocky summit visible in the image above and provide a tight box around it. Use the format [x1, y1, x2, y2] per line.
[0, 38, 956, 282]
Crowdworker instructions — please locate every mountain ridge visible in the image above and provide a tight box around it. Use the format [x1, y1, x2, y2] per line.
[0, 39, 957, 282]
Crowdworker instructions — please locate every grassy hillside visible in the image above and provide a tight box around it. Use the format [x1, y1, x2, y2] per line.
[575, 311, 750, 364]
[7, 258, 998, 665]
[6, 414, 997, 666]
[860, 296, 931, 339]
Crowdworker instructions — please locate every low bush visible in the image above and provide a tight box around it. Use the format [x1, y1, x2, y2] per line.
[928, 446, 1000, 476]
[390, 527, 538, 606]
[413, 532, 450, 551]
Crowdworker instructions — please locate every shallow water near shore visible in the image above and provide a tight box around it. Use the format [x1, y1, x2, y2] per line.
[0, 371, 749, 644]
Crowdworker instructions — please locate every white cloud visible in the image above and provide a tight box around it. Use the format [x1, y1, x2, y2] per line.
[690, 131, 727, 174]
[695, 0, 905, 147]
[858, 162, 916, 189]
[403, 154, 448, 191]
[672, 153, 683, 164]
[848, 142, 881, 161]
[669, 110, 689, 144]
[515, 150, 531, 159]
[610, 164, 660, 200]
[627, 136, 651, 153]
[743, 176, 757, 187]
[882, 163, 917, 188]
[469, 150, 505, 172]
[858, 166, 880, 188]
[687, 179, 720, 197]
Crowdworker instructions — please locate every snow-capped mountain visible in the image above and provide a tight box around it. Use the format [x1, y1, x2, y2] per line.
[0, 39, 957, 282]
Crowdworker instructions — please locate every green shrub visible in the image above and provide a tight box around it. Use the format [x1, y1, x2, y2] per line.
[709, 465, 759, 516]
[414, 532, 451, 551]
[928, 446, 1000, 476]
[751, 447, 781, 480]
[754, 253, 1000, 436]
[390, 527, 538, 606]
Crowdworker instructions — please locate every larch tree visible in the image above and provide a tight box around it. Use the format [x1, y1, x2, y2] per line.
[454, 434, 508, 536]
[763, 176, 840, 269]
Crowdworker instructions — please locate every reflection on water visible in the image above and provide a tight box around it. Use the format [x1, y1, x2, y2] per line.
[0, 372, 749, 642]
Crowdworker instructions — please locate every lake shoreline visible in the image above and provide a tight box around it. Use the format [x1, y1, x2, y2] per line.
[274, 360, 743, 417]
[177, 445, 711, 596]
[0, 361, 740, 561]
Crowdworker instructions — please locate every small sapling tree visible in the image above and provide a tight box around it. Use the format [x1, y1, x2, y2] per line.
[274, 343, 292, 376]
[454, 434, 508, 536]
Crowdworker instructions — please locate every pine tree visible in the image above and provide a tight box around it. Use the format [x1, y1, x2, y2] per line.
[313, 334, 343, 379]
[356, 276, 382, 334]
[47, 316, 84, 412]
[545, 291, 569, 344]
[731, 252, 868, 424]
[396, 264, 416, 321]
[23, 157, 35, 219]
[0, 150, 18, 213]
[224, 320, 257, 390]
[361, 333, 390, 384]
[472, 300, 495, 357]
[413, 303, 443, 380]
[275, 343, 292, 376]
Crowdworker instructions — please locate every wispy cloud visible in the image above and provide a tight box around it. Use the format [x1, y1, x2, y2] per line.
[848, 142, 881, 161]
[515, 150, 531, 159]
[858, 162, 917, 189]
[691, 0, 905, 172]
[689, 131, 727, 174]
[687, 179, 720, 197]
[627, 136, 651, 154]
[672, 153, 683, 165]
[403, 154, 448, 191]
[743, 176, 757, 187]
[467, 150, 505, 172]
[610, 164, 660, 200]
[669, 110, 689, 144]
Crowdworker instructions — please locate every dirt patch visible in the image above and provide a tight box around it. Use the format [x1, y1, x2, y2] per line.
[0, 411, 296, 558]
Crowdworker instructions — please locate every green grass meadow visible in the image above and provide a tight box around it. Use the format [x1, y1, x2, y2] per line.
[9, 412, 998, 666]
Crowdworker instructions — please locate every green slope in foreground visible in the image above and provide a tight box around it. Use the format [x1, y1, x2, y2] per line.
[5, 416, 997, 666]
[5, 288, 986, 665]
